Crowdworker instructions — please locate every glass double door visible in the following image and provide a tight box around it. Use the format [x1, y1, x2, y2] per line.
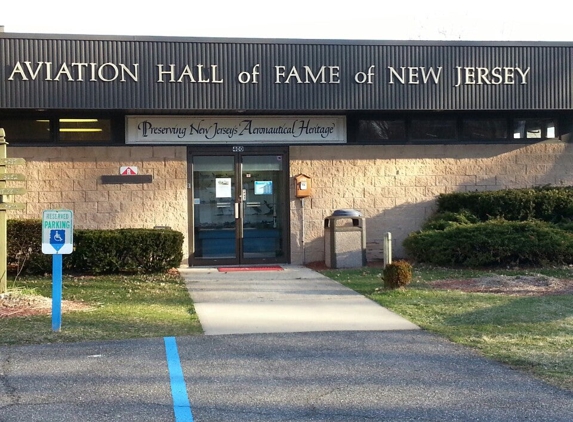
[189, 148, 288, 266]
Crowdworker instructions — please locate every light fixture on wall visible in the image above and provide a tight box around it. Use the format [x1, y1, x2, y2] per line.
[36, 118, 103, 133]
[59, 128, 103, 132]
[36, 119, 99, 123]
[59, 119, 99, 123]
[59, 118, 103, 133]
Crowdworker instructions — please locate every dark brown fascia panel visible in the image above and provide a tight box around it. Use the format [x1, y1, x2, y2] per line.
[101, 175, 153, 184]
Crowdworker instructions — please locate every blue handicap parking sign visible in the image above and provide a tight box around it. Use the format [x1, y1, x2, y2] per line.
[50, 230, 65, 251]
[42, 210, 74, 255]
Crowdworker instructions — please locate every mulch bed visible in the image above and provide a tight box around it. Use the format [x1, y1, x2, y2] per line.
[429, 275, 573, 296]
[0, 293, 92, 318]
[306, 261, 573, 296]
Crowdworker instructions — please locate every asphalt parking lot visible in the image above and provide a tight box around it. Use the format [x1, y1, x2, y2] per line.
[1, 266, 572, 421]
[1, 332, 572, 421]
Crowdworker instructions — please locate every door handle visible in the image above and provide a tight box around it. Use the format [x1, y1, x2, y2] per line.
[236, 201, 244, 239]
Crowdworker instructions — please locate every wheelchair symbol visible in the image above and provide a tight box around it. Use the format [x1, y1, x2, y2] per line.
[50, 230, 65, 245]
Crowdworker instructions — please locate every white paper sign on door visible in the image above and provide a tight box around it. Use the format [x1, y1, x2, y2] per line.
[216, 178, 232, 198]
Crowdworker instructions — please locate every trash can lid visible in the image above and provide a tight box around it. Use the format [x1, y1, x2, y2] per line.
[331, 209, 363, 217]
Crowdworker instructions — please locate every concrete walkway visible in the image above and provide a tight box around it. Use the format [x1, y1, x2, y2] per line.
[180, 265, 419, 335]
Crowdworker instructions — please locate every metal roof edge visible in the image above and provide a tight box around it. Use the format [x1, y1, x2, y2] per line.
[2, 31, 573, 47]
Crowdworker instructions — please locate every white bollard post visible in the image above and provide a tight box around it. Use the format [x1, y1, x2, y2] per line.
[383, 232, 392, 267]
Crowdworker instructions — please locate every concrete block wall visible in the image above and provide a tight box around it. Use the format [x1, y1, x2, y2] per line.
[6, 141, 573, 267]
[7, 146, 189, 258]
[289, 141, 573, 264]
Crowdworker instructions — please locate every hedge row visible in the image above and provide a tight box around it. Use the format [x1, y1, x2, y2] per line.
[404, 186, 573, 267]
[404, 219, 573, 267]
[7, 220, 183, 275]
[436, 186, 573, 223]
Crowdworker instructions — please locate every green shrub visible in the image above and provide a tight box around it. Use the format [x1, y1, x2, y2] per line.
[383, 260, 413, 289]
[70, 228, 184, 274]
[557, 221, 573, 232]
[422, 210, 479, 231]
[407, 187, 573, 267]
[404, 219, 573, 267]
[70, 230, 128, 274]
[7, 220, 184, 275]
[7, 219, 52, 275]
[121, 228, 183, 273]
[436, 186, 573, 223]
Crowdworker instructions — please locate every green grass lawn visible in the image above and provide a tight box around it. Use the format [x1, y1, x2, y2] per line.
[3, 265, 572, 393]
[322, 265, 573, 392]
[0, 272, 202, 345]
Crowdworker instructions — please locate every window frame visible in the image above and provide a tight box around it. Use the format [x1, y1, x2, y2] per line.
[461, 117, 509, 141]
[348, 112, 563, 145]
[409, 117, 458, 141]
[356, 118, 407, 142]
[512, 118, 557, 140]
[0, 112, 124, 146]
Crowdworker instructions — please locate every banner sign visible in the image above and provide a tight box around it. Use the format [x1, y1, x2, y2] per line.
[126, 115, 346, 145]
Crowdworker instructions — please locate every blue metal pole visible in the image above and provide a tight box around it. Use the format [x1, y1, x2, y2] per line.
[52, 253, 62, 332]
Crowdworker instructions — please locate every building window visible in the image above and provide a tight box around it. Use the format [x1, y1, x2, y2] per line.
[0, 116, 117, 144]
[410, 118, 457, 140]
[357, 119, 406, 141]
[0, 118, 51, 142]
[513, 119, 557, 139]
[462, 118, 508, 140]
[58, 118, 111, 142]
[350, 114, 561, 144]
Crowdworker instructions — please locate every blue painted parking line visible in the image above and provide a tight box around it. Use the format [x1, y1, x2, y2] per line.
[164, 337, 194, 422]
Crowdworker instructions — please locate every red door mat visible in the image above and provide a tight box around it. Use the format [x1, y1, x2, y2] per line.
[218, 266, 284, 272]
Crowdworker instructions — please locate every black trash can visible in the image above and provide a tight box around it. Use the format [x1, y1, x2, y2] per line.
[324, 209, 366, 269]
